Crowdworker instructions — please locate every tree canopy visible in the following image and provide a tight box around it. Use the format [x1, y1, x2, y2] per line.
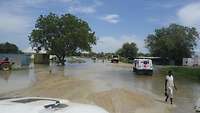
[29, 13, 96, 65]
[116, 42, 138, 59]
[0, 42, 22, 53]
[137, 52, 151, 57]
[145, 24, 199, 65]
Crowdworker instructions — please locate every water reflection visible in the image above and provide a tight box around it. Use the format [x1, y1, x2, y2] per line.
[0, 68, 36, 94]
[0, 71, 11, 81]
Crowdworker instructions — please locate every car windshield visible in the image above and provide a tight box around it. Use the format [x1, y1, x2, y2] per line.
[143, 61, 149, 64]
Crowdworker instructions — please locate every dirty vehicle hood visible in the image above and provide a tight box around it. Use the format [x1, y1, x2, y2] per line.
[0, 97, 108, 113]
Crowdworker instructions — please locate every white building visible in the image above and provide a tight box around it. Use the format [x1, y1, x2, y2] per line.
[193, 55, 200, 66]
[183, 58, 194, 66]
[183, 55, 200, 66]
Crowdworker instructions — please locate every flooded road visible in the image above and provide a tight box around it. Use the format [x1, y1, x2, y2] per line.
[0, 59, 199, 113]
[0, 68, 36, 93]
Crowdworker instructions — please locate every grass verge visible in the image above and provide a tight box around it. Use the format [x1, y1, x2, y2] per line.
[160, 66, 200, 81]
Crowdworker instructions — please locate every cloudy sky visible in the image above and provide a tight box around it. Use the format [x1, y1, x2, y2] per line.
[0, 0, 200, 53]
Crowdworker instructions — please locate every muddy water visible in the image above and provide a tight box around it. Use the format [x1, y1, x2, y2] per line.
[0, 59, 199, 113]
[0, 68, 36, 93]
[63, 61, 200, 113]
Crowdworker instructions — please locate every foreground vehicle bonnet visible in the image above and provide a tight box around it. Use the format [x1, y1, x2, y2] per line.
[0, 97, 109, 113]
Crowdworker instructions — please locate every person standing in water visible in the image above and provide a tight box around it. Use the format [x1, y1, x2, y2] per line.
[165, 70, 177, 104]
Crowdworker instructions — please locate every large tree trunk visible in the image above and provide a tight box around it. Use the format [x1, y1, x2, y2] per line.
[57, 55, 66, 65]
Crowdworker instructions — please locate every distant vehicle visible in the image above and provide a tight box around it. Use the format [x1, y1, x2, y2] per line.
[0, 57, 12, 71]
[92, 57, 97, 60]
[92, 57, 97, 63]
[133, 59, 153, 75]
[111, 55, 119, 63]
[0, 97, 109, 113]
[195, 98, 200, 112]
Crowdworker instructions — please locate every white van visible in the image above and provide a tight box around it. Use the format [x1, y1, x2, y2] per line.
[111, 55, 119, 63]
[133, 59, 153, 75]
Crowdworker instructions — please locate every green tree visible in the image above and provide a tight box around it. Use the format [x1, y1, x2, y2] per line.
[145, 24, 199, 65]
[137, 52, 151, 57]
[29, 13, 96, 65]
[0, 42, 22, 53]
[117, 42, 138, 59]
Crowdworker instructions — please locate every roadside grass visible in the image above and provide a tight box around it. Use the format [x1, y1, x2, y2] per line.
[160, 66, 200, 81]
[67, 57, 86, 63]
[119, 57, 133, 64]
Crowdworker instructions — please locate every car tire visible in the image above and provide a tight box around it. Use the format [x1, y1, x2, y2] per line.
[2, 63, 11, 71]
[133, 68, 136, 72]
[148, 71, 153, 76]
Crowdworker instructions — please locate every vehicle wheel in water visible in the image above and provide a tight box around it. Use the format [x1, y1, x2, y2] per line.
[147, 71, 153, 76]
[2, 64, 11, 71]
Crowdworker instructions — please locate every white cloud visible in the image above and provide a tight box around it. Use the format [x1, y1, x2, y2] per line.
[177, 2, 200, 54]
[0, 0, 37, 52]
[0, 0, 103, 52]
[0, 13, 31, 33]
[100, 14, 120, 24]
[1, 0, 102, 14]
[92, 35, 147, 53]
[178, 2, 200, 26]
[69, 5, 96, 14]
[68, 0, 102, 14]
[0, 0, 33, 34]
[0, 0, 102, 34]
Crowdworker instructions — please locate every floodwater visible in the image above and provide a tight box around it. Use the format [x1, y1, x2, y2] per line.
[0, 59, 199, 113]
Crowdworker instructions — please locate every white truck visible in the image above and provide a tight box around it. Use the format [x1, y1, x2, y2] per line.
[111, 55, 119, 63]
[133, 59, 153, 75]
[0, 97, 109, 113]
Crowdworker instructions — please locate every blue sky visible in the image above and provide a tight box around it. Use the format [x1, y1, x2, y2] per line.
[0, 0, 200, 53]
